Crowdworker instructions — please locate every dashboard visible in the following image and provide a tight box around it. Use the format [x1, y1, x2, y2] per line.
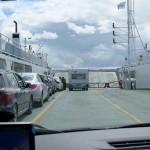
[0, 122, 150, 150]
[35, 127, 150, 150]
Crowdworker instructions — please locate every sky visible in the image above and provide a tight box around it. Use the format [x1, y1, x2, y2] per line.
[0, 0, 150, 69]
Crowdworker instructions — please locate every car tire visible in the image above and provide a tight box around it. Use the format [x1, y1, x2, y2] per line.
[27, 97, 33, 114]
[39, 92, 43, 107]
[49, 90, 52, 96]
[45, 94, 49, 102]
[12, 103, 18, 122]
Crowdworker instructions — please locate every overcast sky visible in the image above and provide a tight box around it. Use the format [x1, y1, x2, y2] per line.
[0, 0, 150, 69]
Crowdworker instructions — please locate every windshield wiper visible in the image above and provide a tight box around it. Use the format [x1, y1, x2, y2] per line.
[116, 123, 150, 129]
[34, 124, 63, 135]
[58, 127, 113, 133]
[34, 126, 108, 134]
[58, 123, 150, 133]
[34, 123, 150, 135]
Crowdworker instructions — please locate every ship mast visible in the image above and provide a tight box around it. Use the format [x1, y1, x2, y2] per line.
[127, 0, 135, 65]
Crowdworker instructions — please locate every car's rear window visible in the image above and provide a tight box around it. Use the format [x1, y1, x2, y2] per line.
[21, 75, 34, 81]
[0, 74, 4, 88]
[53, 77, 60, 81]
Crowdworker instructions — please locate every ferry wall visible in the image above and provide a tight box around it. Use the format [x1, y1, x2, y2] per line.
[54, 71, 119, 87]
[136, 63, 150, 89]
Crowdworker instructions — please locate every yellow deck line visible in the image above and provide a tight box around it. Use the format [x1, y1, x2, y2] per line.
[94, 91, 143, 124]
[32, 91, 64, 124]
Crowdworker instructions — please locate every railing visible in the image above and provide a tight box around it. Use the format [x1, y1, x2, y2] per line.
[122, 52, 150, 67]
[89, 81, 120, 88]
[0, 33, 48, 68]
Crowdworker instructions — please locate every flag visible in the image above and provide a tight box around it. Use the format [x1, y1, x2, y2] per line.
[117, 1, 126, 9]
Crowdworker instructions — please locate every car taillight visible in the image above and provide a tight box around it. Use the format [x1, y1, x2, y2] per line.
[0, 93, 12, 104]
[31, 84, 38, 89]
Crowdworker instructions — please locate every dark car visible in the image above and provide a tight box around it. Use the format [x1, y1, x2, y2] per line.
[0, 70, 33, 121]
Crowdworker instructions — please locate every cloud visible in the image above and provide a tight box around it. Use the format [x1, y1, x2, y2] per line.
[0, 0, 150, 69]
[89, 44, 113, 61]
[33, 31, 58, 40]
[97, 20, 113, 34]
[67, 22, 96, 35]
[45, 47, 84, 69]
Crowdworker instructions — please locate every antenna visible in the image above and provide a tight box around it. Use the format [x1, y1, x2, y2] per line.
[36, 44, 43, 54]
[113, 0, 146, 65]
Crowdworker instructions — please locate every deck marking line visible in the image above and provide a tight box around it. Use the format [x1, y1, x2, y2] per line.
[32, 91, 64, 124]
[94, 91, 143, 124]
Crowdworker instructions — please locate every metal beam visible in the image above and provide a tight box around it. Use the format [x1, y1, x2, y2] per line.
[0, 0, 16, 1]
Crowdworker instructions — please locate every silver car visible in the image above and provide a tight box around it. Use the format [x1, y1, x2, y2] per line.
[53, 77, 63, 91]
[39, 74, 53, 97]
[20, 73, 49, 107]
[48, 75, 57, 94]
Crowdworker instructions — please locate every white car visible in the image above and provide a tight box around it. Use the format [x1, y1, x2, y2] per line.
[53, 77, 63, 91]
[20, 73, 49, 107]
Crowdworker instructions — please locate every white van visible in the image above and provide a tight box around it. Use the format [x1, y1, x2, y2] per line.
[68, 69, 89, 91]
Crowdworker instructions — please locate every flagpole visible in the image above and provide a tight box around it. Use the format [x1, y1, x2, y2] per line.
[127, 0, 130, 65]
[127, 0, 132, 89]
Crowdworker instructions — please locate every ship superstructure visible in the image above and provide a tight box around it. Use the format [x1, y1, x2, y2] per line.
[0, 32, 51, 75]
[115, 0, 150, 89]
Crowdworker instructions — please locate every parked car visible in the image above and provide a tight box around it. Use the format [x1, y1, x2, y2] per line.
[48, 75, 57, 94]
[0, 70, 33, 121]
[20, 73, 49, 107]
[38, 74, 53, 97]
[53, 77, 63, 91]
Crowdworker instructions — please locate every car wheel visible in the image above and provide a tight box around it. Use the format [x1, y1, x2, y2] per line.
[45, 94, 49, 102]
[49, 90, 52, 96]
[12, 103, 18, 122]
[27, 97, 33, 114]
[39, 92, 43, 107]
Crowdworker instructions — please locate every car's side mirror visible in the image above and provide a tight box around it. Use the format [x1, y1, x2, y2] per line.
[26, 82, 32, 88]
[45, 80, 49, 85]
[18, 81, 24, 87]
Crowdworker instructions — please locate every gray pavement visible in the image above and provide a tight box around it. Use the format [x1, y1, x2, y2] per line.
[20, 89, 150, 130]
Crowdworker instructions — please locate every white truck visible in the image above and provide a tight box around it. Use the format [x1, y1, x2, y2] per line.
[68, 69, 89, 91]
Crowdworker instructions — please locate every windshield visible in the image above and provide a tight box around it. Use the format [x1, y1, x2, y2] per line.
[0, 0, 150, 132]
